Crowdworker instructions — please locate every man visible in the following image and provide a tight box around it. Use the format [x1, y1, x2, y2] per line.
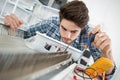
[3, 0, 115, 79]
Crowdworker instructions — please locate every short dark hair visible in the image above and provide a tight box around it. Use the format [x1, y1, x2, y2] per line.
[59, 0, 89, 28]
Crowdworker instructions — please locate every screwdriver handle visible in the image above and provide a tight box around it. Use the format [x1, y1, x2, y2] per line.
[87, 32, 98, 48]
[89, 32, 98, 43]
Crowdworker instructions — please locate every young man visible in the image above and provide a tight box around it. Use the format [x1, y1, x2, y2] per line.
[3, 0, 115, 79]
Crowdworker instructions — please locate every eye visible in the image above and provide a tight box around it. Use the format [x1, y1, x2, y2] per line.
[61, 26, 67, 31]
[71, 31, 77, 34]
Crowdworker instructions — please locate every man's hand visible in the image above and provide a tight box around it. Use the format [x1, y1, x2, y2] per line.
[3, 14, 23, 30]
[88, 25, 114, 74]
[88, 25, 113, 58]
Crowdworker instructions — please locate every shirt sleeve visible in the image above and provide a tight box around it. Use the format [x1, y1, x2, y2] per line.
[105, 64, 117, 79]
[23, 18, 53, 39]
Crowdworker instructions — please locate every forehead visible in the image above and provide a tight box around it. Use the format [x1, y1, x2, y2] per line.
[60, 19, 81, 31]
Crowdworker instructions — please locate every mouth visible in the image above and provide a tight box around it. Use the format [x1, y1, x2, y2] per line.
[62, 38, 72, 44]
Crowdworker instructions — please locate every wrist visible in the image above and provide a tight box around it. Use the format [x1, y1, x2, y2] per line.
[101, 50, 113, 60]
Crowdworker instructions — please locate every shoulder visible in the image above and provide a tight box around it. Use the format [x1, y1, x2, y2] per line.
[41, 16, 60, 28]
[50, 16, 60, 26]
[35, 16, 59, 26]
[43, 16, 59, 25]
[32, 16, 60, 31]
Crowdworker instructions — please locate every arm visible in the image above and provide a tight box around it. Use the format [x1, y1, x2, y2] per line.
[3, 13, 53, 39]
[88, 25, 116, 77]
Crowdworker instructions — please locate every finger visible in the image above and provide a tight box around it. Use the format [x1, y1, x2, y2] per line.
[19, 19, 24, 25]
[10, 14, 21, 27]
[100, 39, 111, 54]
[7, 16, 18, 30]
[100, 38, 111, 50]
[94, 32, 106, 44]
[3, 15, 11, 25]
[95, 35, 108, 48]
[87, 24, 101, 36]
[92, 24, 101, 34]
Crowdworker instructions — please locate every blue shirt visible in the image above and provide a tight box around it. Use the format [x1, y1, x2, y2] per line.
[23, 17, 115, 79]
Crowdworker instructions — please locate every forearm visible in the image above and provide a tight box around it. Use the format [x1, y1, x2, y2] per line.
[101, 49, 115, 75]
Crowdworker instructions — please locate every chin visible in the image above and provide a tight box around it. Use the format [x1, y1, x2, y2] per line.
[62, 38, 73, 44]
[64, 41, 72, 44]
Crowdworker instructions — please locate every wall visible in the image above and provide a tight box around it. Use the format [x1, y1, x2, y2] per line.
[83, 0, 120, 67]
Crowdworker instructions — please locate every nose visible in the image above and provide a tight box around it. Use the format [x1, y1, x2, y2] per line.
[64, 31, 71, 38]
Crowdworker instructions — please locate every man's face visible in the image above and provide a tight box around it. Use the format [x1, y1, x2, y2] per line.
[60, 19, 81, 44]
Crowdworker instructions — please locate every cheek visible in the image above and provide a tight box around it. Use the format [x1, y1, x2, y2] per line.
[71, 33, 79, 39]
[68, 33, 79, 40]
[60, 28, 65, 36]
[60, 32, 63, 38]
[72, 31, 81, 39]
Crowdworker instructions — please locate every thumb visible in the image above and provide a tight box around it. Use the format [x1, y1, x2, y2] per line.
[92, 24, 101, 34]
[19, 20, 24, 25]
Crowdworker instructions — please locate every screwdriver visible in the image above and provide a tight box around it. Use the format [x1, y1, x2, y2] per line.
[87, 32, 98, 48]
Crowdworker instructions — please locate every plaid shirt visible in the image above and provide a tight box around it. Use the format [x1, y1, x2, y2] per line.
[23, 17, 115, 79]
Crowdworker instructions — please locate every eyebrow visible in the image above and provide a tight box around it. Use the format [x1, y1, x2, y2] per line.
[61, 25, 79, 32]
